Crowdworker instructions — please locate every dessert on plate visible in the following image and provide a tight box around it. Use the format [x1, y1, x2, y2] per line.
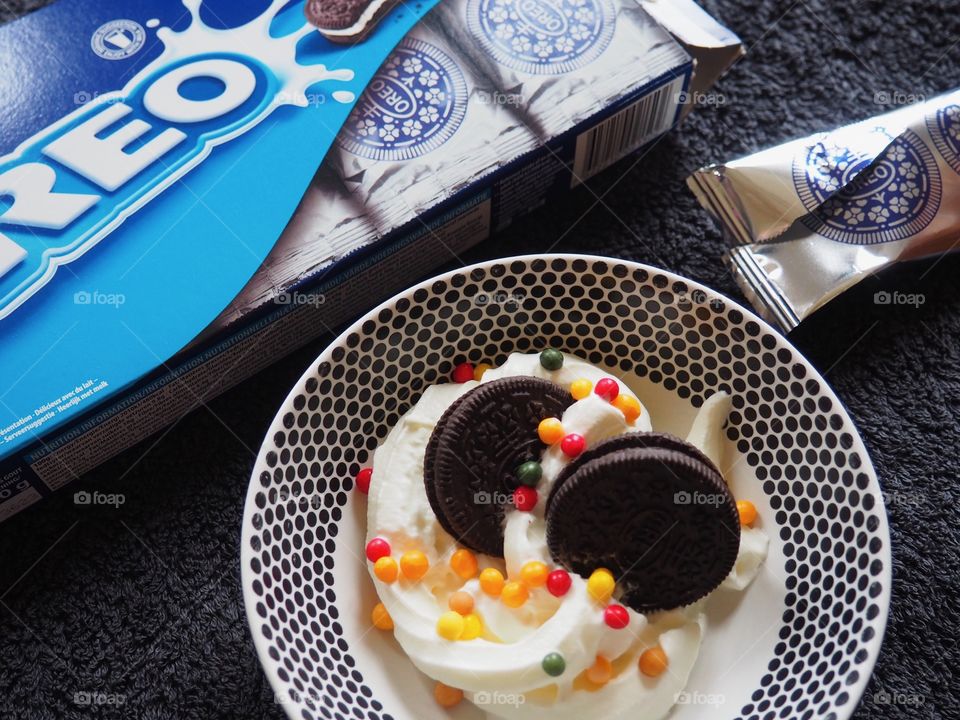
[357, 350, 768, 718]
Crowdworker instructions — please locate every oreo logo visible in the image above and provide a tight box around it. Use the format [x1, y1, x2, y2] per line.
[339, 39, 467, 162]
[468, 0, 615, 75]
[927, 102, 960, 175]
[793, 128, 941, 245]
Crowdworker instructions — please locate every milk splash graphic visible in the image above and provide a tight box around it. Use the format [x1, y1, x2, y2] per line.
[0, 0, 357, 320]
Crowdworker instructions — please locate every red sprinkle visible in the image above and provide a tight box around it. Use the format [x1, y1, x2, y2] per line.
[365, 537, 391, 563]
[546, 569, 572, 597]
[560, 433, 585, 457]
[594, 378, 620, 402]
[513, 486, 538, 512]
[355, 467, 373, 494]
[452, 362, 475, 384]
[603, 604, 630, 629]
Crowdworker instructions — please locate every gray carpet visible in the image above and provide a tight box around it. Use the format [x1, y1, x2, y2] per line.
[1, 1, 958, 718]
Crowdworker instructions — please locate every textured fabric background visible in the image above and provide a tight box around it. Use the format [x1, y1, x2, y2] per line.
[1, 1, 958, 718]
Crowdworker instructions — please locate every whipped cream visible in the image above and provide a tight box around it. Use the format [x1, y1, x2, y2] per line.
[366, 353, 768, 719]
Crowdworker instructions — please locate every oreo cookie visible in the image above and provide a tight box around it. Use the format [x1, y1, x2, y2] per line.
[424, 377, 573, 556]
[546, 445, 739, 613]
[305, 0, 400, 43]
[545, 431, 720, 513]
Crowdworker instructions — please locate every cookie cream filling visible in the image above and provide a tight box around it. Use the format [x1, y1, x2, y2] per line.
[366, 352, 768, 719]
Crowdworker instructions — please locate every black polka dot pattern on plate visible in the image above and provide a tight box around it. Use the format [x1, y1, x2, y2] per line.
[243, 257, 888, 720]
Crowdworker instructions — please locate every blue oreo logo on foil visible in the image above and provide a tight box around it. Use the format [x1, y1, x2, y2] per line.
[793, 128, 941, 245]
[927, 103, 960, 175]
[339, 38, 467, 161]
[468, 0, 616, 75]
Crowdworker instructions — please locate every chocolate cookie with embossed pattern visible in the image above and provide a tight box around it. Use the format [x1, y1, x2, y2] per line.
[424, 377, 573, 557]
[546, 445, 740, 613]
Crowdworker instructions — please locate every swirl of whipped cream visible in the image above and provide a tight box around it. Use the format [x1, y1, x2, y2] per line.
[366, 353, 767, 719]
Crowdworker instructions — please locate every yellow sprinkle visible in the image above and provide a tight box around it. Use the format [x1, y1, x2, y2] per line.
[450, 548, 479, 580]
[587, 568, 615, 604]
[479, 567, 505, 597]
[460, 613, 483, 640]
[371, 603, 393, 630]
[612, 394, 642, 423]
[570, 378, 592, 400]
[473, 363, 493, 381]
[437, 611, 465, 640]
[538, 417, 564, 445]
[501, 581, 530, 608]
[400, 550, 429, 581]
[520, 561, 549, 587]
[373, 556, 398, 583]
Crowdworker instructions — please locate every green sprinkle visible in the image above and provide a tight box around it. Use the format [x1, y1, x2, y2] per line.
[539, 348, 564, 371]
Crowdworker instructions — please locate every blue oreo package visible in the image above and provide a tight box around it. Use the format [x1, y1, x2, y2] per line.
[0, 0, 740, 521]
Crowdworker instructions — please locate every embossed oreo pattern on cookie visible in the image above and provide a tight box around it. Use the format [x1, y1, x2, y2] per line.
[338, 37, 468, 161]
[927, 102, 960, 175]
[793, 128, 942, 245]
[467, 0, 616, 75]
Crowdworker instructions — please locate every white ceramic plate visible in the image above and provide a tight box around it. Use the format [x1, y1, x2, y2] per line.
[241, 255, 890, 720]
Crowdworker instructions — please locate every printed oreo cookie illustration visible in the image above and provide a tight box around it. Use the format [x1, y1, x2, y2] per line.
[927, 102, 960, 175]
[339, 38, 468, 161]
[793, 127, 942, 245]
[467, 0, 616, 75]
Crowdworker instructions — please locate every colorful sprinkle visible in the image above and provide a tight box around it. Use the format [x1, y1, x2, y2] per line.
[479, 568, 505, 597]
[448, 591, 475, 616]
[570, 378, 592, 400]
[737, 500, 758, 527]
[539, 348, 564, 371]
[473, 363, 493, 381]
[400, 550, 429, 580]
[371, 602, 393, 630]
[603, 604, 630, 629]
[520, 561, 549, 587]
[586, 655, 613, 685]
[612, 394, 642, 423]
[373, 556, 398, 583]
[355, 467, 373, 494]
[560, 433, 585, 458]
[437, 611, 465, 640]
[501, 581, 529, 608]
[450, 548, 479, 580]
[546, 569, 572, 597]
[452, 362, 475, 384]
[513, 486, 538, 512]
[365, 537, 391, 563]
[460, 613, 483, 640]
[538, 417, 564, 445]
[515, 460, 543, 487]
[594, 378, 620, 402]
[542, 652, 566, 677]
[434, 682, 464, 708]
[587, 568, 615, 604]
[639, 646, 669, 677]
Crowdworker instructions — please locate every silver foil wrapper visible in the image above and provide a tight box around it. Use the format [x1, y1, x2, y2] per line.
[688, 90, 960, 331]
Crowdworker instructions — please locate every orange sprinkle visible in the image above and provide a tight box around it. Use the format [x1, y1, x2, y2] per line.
[479, 568, 505, 597]
[737, 500, 758, 527]
[639, 646, 669, 677]
[450, 548, 479, 579]
[434, 682, 464, 708]
[448, 591, 475, 616]
[586, 655, 613, 685]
